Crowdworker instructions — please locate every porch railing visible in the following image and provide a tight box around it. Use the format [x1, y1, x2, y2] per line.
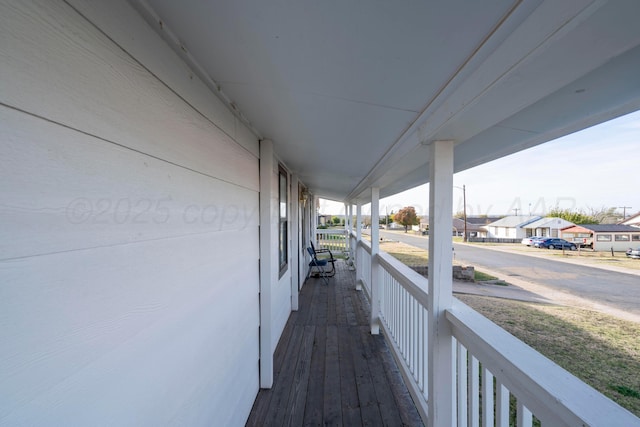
[350, 232, 638, 426]
[315, 228, 347, 253]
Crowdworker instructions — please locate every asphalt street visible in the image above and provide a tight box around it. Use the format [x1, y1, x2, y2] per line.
[374, 230, 640, 317]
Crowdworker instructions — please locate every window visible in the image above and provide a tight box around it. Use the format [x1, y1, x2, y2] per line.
[278, 165, 288, 277]
[615, 234, 630, 242]
[633, 234, 640, 242]
[596, 234, 612, 242]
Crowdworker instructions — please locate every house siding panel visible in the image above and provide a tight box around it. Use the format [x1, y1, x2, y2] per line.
[1, 0, 260, 425]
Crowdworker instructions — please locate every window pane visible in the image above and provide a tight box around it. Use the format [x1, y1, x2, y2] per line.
[278, 166, 288, 276]
[615, 234, 630, 241]
[279, 171, 287, 219]
[596, 234, 612, 242]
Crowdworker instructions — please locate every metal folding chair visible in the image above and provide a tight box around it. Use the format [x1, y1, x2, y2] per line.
[305, 247, 331, 285]
[310, 242, 336, 276]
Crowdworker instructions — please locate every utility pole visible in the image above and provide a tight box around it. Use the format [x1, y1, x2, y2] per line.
[513, 208, 520, 216]
[462, 185, 468, 243]
[618, 206, 632, 219]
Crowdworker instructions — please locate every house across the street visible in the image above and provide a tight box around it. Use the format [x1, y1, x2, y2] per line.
[485, 215, 541, 240]
[620, 212, 640, 228]
[561, 224, 640, 251]
[522, 217, 575, 238]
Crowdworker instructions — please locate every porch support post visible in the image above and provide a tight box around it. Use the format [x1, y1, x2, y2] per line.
[370, 187, 381, 334]
[291, 174, 300, 311]
[427, 140, 455, 425]
[258, 139, 274, 388]
[348, 202, 356, 270]
[344, 202, 350, 253]
[312, 195, 318, 247]
[355, 201, 363, 290]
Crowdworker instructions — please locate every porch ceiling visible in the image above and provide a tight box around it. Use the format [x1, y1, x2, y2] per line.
[134, 0, 640, 203]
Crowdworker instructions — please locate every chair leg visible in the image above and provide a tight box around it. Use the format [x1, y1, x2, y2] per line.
[308, 261, 329, 285]
[318, 266, 329, 285]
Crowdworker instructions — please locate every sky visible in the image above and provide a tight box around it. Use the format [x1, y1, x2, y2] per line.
[319, 109, 640, 218]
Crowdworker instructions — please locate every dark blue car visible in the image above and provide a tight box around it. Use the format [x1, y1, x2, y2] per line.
[535, 238, 577, 250]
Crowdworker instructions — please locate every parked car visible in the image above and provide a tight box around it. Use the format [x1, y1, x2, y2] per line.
[626, 247, 640, 259]
[521, 236, 544, 246]
[535, 238, 577, 250]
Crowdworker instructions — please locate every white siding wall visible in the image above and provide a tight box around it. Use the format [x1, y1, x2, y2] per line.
[1, 0, 261, 425]
[593, 234, 640, 252]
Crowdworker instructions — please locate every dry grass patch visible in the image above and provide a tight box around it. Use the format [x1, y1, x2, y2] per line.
[457, 295, 640, 416]
[380, 240, 428, 267]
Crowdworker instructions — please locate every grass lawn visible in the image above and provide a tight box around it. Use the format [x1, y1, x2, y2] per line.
[457, 295, 640, 417]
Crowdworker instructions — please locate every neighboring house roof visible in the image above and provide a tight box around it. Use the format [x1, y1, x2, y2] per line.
[561, 224, 640, 233]
[419, 217, 485, 232]
[524, 217, 575, 229]
[451, 218, 484, 232]
[620, 212, 640, 226]
[465, 216, 504, 225]
[487, 215, 541, 228]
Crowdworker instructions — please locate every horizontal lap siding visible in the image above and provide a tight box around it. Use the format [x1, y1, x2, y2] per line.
[0, 0, 260, 425]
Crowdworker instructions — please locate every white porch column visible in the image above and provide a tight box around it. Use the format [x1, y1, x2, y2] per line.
[258, 139, 274, 388]
[291, 174, 300, 311]
[312, 195, 318, 246]
[344, 202, 350, 253]
[370, 187, 381, 335]
[427, 140, 455, 425]
[355, 201, 363, 291]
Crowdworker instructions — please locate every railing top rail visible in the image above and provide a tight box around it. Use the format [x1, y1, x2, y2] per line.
[356, 238, 372, 254]
[446, 299, 639, 426]
[316, 228, 346, 234]
[376, 251, 429, 307]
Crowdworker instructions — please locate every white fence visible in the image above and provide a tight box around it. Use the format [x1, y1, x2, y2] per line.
[350, 231, 639, 426]
[316, 229, 347, 253]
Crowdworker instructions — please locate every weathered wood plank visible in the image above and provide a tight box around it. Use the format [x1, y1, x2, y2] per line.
[248, 261, 422, 427]
[324, 325, 343, 426]
[359, 327, 405, 427]
[349, 327, 383, 425]
[302, 326, 326, 426]
[337, 326, 363, 426]
[284, 325, 315, 426]
[261, 325, 305, 426]
[375, 332, 425, 426]
[246, 311, 299, 426]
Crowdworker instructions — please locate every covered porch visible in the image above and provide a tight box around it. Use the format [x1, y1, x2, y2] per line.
[253, 228, 639, 426]
[247, 260, 423, 426]
[2, 0, 640, 425]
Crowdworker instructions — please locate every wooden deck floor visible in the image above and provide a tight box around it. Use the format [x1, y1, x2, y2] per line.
[246, 260, 424, 427]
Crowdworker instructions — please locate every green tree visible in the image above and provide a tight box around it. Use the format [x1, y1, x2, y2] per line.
[547, 207, 597, 224]
[331, 216, 341, 225]
[379, 212, 394, 225]
[393, 206, 420, 232]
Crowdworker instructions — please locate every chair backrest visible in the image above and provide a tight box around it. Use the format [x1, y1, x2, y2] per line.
[306, 247, 316, 258]
[310, 241, 318, 253]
